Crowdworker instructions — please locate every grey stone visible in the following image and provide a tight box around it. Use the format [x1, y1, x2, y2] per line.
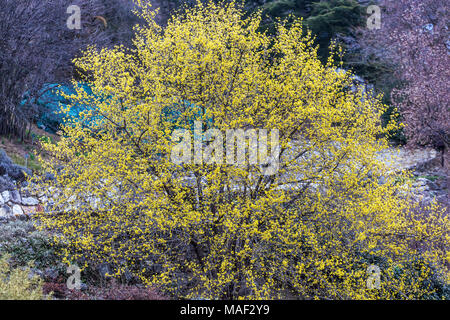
[12, 204, 24, 216]
[22, 197, 39, 206]
[0, 205, 11, 218]
[1, 191, 10, 203]
[428, 181, 441, 191]
[10, 190, 22, 204]
[416, 177, 429, 184]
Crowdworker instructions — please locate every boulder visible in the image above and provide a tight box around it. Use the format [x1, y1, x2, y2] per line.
[22, 197, 39, 206]
[0, 205, 12, 218]
[1, 191, 10, 203]
[12, 204, 24, 217]
[10, 189, 22, 204]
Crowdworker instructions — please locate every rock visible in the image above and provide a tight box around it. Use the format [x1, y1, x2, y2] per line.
[0, 194, 4, 205]
[435, 178, 447, 190]
[428, 181, 441, 191]
[416, 177, 429, 185]
[22, 206, 39, 216]
[412, 178, 429, 188]
[414, 185, 429, 193]
[1, 191, 10, 203]
[0, 205, 12, 218]
[0, 149, 31, 182]
[10, 190, 22, 204]
[12, 204, 24, 217]
[22, 197, 39, 206]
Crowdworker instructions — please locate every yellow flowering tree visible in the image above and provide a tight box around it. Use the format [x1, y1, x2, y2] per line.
[35, 1, 448, 299]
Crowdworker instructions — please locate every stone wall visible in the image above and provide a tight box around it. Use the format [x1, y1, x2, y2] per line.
[0, 189, 41, 221]
[0, 146, 447, 223]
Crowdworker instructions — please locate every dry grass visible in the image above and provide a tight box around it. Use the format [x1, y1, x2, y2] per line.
[0, 125, 58, 173]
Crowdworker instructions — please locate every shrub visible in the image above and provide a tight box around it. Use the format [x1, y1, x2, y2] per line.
[0, 220, 64, 274]
[0, 254, 48, 300]
[35, 1, 448, 299]
[42, 280, 167, 300]
[358, 0, 450, 162]
[87, 282, 167, 300]
[42, 282, 77, 299]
